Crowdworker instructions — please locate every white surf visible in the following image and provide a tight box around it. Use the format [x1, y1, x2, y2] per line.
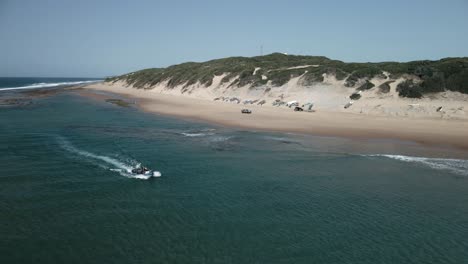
[367, 154, 468, 176]
[0, 80, 101, 91]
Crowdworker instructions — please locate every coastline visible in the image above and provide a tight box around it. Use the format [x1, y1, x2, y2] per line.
[79, 82, 468, 150]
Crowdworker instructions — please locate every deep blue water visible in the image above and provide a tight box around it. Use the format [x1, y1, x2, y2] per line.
[1, 83, 468, 263]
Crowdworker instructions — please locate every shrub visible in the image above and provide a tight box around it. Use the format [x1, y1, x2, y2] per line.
[300, 71, 324, 86]
[446, 69, 468, 94]
[397, 80, 423, 98]
[269, 69, 304, 86]
[420, 73, 445, 93]
[238, 74, 259, 87]
[378, 81, 393, 93]
[345, 67, 381, 87]
[350, 93, 361, 100]
[344, 75, 359, 87]
[335, 69, 348, 80]
[357, 80, 375, 91]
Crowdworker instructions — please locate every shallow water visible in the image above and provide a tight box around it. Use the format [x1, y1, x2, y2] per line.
[1, 91, 467, 263]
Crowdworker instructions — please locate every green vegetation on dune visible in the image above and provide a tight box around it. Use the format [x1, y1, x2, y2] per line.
[397, 80, 424, 98]
[378, 81, 394, 93]
[107, 53, 468, 98]
[357, 80, 375, 91]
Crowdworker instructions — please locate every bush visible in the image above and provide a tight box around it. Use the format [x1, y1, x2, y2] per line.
[350, 93, 361, 100]
[344, 75, 359, 87]
[345, 67, 381, 87]
[421, 73, 445, 93]
[269, 69, 305, 86]
[397, 80, 423, 98]
[357, 80, 375, 91]
[300, 71, 324, 86]
[446, 69, 468, 94]
[378, 81, 393, 93]
[238, 74, 259, 87]
[335, 69, 348, 80]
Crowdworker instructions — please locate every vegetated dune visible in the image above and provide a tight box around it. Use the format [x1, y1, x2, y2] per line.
[104, 53, 468, 120]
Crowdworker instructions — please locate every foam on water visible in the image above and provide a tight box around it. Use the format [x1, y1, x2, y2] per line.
[0, 80, 101, 91]
[180, 128, 216, 137]
[58, 137, 159, 180]
[181, 132, 215, 137]
[367, 154, 468, 176]
[209, 135, 232, 142]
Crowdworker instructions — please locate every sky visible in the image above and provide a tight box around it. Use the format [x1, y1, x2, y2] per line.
[1, 0, 468, 78]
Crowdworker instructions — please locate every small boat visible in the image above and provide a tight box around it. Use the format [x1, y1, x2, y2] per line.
[131, 165, 161, 178]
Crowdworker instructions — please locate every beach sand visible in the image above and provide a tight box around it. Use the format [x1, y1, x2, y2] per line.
[80, 82, 468, 150]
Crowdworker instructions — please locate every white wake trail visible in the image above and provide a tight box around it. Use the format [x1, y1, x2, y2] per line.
[57, 137, 156, 180]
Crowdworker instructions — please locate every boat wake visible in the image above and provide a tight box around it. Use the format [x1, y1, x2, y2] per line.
[367, 154, 468, 176]
[0, 80, 101, 91]
[57, 137, 160, 180]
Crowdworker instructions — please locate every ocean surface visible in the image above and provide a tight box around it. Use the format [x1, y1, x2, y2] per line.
[1, 79, 468, 263]
[0, 77, 102, 91]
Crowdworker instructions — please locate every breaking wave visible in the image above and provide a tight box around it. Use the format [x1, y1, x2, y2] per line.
[0, 80, 101, 91]
[58, 137, 159, 180]
[180, 128, 216, 137]
[209, 135, 232, 142]
[367, 154, 468, 176]
[181, 132, 215, 137]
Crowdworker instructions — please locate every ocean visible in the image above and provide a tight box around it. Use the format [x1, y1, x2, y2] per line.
[1, 78, 468, 263]
[0, 77, 102, 91]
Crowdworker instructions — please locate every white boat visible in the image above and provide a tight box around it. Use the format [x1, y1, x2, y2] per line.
[131, 166, 161, 178]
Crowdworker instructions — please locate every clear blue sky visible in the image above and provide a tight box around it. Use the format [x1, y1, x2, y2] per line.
[1, 0, 467, 77]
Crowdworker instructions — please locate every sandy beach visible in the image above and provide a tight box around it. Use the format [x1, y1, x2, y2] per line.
[79, 82, 468, 150]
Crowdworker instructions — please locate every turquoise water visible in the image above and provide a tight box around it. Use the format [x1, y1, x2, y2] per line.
[1, 90, 468, 263]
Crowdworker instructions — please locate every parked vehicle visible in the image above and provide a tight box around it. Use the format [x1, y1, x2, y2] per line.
[344, 101, 353, 109]
[294, 106, 303, 111]
[241, 109, 252, 114]
[286, 100, 299, 108]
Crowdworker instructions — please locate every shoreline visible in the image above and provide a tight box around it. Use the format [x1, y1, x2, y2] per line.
[78, 83, 468, 151]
